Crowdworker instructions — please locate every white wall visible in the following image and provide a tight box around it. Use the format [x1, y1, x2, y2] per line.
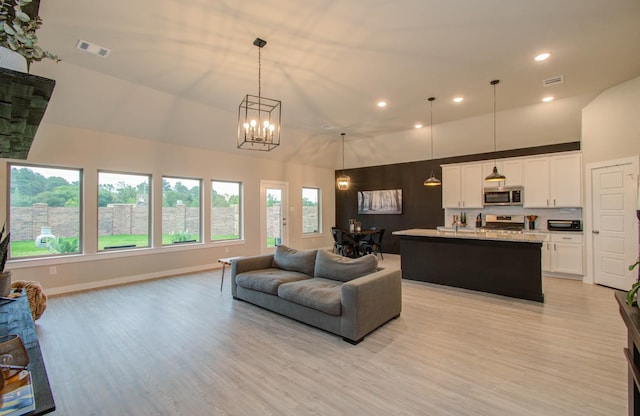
[0, 123, 335, 294]
[582, 75, 640, 284]
[343, 94, 591, 169]
[582, 75, 640, 165]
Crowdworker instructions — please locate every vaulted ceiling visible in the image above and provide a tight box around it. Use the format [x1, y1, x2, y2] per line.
[32, 0, 640, 169]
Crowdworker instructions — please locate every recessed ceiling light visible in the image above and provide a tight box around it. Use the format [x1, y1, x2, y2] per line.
[377, 101, 387, 108]
[535, 52, 551, 61]
[414, 123, 423, 129]
[542, 96, 554, 102]
[453, 97, 464, 103]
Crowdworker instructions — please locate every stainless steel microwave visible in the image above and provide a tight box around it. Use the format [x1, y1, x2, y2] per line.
[483, 186, 524, 206]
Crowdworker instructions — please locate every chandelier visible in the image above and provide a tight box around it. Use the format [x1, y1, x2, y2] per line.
[238, 38, 281, 151]
[336, 133, 350, 190]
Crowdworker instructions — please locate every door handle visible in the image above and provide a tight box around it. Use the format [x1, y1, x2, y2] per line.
[592, 230, 600, 234]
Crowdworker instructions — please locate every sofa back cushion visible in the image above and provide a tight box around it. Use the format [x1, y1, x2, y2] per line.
[314, 250, 378, 282]
[273, 245, 317, 276]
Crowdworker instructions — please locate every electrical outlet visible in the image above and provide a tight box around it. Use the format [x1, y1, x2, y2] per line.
[49, 266, 57, 275]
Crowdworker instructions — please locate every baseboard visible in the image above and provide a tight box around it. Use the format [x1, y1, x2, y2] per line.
[45, 263, 220, 296]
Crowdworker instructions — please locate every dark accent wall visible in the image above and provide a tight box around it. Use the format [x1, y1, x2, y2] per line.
[335, 141, 581, 254]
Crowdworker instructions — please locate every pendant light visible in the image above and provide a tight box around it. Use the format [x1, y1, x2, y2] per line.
[336, 133, 350, 190]
[424, 97, 441, 187]
[485, 79, 506, 182]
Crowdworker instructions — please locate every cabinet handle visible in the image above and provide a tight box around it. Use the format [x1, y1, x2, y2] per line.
[554, 243, 557, 251]
[592, 230, 600, 234]
[547, 199, 550, 206]
[562, 237, 571, 240]
[553, 199, 556, 206]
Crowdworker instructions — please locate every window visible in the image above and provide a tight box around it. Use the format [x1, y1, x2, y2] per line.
[211, 180, 242, 241]
[162, 177, 201, 245]
[98, 171, 150, 250]
[302, 187, 321, 234]
[8, 164, 82, 258]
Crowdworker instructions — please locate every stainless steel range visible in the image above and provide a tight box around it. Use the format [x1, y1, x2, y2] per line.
[482, 214, 525, 233]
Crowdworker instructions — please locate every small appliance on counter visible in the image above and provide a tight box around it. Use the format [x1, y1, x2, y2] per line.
[482, 214, 525, 233]
[547, 219, 582, 232]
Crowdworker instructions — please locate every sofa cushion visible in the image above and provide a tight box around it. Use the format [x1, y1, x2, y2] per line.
[235, 268, 311, 295]
[314, 250, 378, 282]
[277, 278, 342, 316]
[272, 245, 317, 276]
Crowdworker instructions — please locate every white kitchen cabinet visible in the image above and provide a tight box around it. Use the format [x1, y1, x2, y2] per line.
[542, 233, 583, 275]
[523, 152, 582, 208]
[482, 159, 523, 187]
[442, 163, 483, 208]
[550, 153, 582, 207]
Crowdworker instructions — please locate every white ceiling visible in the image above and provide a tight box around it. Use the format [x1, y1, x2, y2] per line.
[32, 0, 640, 169]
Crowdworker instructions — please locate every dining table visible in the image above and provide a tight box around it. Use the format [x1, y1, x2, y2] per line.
[344, 229, 377, 243]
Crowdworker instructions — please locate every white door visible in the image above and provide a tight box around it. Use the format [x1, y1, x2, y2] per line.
[260, 180, 288, 254]
[592, 163, 637, 290]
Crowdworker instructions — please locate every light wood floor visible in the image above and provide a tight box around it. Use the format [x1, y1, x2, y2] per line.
[35, 255, 628, 415]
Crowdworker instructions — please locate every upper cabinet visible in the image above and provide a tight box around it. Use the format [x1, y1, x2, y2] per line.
[523, 152, 582, 208]
[442, 163, 483, 208]
[482, 159, 523, 187]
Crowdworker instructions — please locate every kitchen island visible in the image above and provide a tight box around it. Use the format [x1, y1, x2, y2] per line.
[393, 229, 545, 302]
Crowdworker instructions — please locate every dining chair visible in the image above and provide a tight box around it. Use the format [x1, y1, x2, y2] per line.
[331, 227, 340, 254]
[336, 229, 360, 258]
[360, 228, 385, 260]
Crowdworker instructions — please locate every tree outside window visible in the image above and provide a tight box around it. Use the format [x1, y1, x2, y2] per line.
[9, 164, 82, 258]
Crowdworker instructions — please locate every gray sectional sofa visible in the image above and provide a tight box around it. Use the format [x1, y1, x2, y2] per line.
[230, 246, 402, 344]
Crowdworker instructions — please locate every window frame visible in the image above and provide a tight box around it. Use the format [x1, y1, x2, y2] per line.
[302, 186, 321, 235]
[97, 170, 152, 252]
[7, 162, 84, 260]
[161, 175, 202, 246]
[210, 180, 243, 242]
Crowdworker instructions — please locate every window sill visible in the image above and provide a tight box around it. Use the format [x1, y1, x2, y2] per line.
[7, 239, 246, 269]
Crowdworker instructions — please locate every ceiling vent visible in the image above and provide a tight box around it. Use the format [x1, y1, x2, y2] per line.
[542, 75, 564, 87]
[76, 40, 111, 58]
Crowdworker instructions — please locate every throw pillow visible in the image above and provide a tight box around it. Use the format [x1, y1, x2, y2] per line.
[314, 250, 378, 282]
[273, 245, 317, 276]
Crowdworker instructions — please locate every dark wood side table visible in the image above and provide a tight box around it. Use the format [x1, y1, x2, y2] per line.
[0, 290, 55, 415]
[615, 291, 640, 416]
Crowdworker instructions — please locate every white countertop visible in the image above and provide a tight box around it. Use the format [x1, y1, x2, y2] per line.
[392, 228, 547, 243]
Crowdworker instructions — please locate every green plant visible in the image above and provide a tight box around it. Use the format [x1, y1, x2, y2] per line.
[626, 258, 640, 306]
[170, 230, 193, 243]
[0, 0, 59, 66]
[47, 236, 79, 254]
[0, 224, 9, 272]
